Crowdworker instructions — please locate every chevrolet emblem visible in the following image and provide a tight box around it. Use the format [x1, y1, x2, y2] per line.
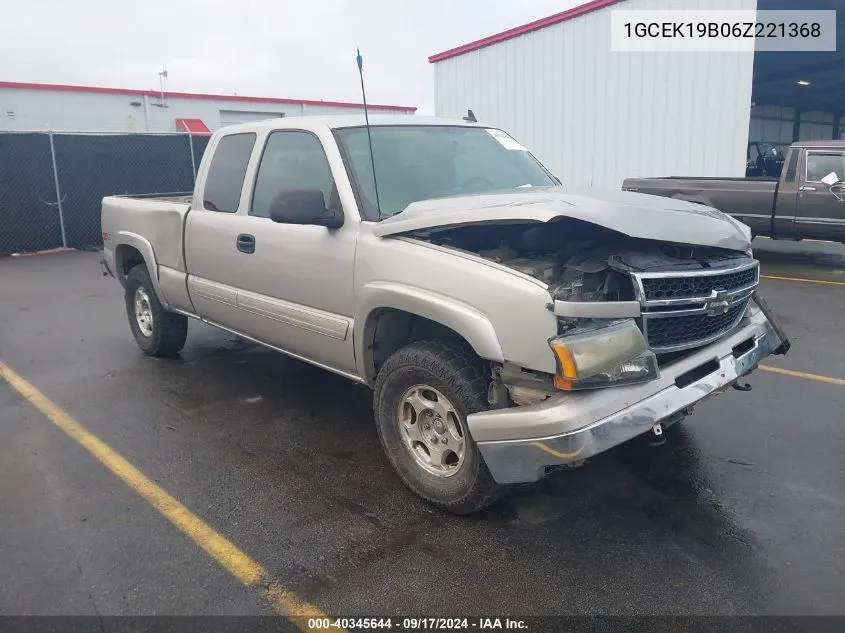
[703, 290, 731, 316]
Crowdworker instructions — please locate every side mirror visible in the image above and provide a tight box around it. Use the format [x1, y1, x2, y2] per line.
[269, 189, 343, 229]
[821, 172, 840, 186]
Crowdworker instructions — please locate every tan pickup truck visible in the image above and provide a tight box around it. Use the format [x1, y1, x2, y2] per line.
[101, 115, 789, 513]
[623, 140, 845, 242]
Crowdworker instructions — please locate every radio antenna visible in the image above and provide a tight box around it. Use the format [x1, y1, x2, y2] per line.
[356, 48, 382, 218]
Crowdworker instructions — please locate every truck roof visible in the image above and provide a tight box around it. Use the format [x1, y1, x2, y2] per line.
[217, 115, 484, 135]
[790, 140, 845, 149]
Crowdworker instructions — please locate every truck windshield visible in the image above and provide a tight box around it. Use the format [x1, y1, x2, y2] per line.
[334, 125, 558, 220]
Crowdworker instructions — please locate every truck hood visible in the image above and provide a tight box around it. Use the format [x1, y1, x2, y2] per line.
[373, 187, 752, 252]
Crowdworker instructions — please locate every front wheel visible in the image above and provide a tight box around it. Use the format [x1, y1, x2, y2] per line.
[373, 339, 509, 514]
[124, 265, 188, 357]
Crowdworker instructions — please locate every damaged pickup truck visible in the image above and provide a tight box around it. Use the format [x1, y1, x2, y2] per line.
[101, 116, 790, 513]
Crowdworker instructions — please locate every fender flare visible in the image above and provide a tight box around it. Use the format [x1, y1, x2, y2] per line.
[113, 231, 170, 309]
[354, 281, 504, 384]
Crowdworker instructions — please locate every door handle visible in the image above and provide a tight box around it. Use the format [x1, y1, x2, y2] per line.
[236, 234, 255, 254]
[799, 186, 816, 192]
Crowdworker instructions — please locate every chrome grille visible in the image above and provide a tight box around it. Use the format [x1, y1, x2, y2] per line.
[632, 261, 759, 353]
[640, 267, 758, 301]
[645, 304, 746, 349]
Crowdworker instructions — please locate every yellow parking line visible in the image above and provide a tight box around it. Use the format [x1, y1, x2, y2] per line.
[759, 364, 845, 387]
[761, 274, 845, 286]
[0, 360, 337, 631]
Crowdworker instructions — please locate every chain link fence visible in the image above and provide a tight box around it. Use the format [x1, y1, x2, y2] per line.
[0, 132, 210, 255]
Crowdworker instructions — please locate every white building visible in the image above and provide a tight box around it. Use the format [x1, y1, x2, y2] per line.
[430, 0, 845, 188]
[0, 81, 416, 134]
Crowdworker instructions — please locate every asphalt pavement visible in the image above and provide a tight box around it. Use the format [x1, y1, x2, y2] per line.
[1, 239, 843, 619]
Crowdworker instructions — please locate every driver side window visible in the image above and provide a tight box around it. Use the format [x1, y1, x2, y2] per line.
[251, 131, 336, 218]
[805, 152, 845, 183]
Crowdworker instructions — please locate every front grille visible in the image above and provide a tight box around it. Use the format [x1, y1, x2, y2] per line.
[645, 304, 746, 349]
[640, 267, 757, 301]
[633, 261, 758, 353]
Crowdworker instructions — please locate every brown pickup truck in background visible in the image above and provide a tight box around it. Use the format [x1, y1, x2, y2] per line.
[623, 141, 845, 242]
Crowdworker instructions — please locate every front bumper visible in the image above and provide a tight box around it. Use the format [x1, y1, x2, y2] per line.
[473, 305, 785, 484]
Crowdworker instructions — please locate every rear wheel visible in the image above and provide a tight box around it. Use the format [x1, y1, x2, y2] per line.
[373, 338, 509, 514]
[124, 265, 187, 357]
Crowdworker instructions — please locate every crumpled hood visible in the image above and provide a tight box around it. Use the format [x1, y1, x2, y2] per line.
[373, 187, 752, 252]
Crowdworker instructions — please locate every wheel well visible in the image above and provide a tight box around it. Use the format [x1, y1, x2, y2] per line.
[365, 309, 468, 381]
[115, 245, 145, 281]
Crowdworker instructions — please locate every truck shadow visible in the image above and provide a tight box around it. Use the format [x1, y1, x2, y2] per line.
[139, 331, 772, 613]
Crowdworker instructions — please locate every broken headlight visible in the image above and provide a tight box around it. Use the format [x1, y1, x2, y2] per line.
[548, 319, 658, 390]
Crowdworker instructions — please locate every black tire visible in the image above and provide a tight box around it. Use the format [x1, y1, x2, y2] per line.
[373, 338, 510, 514]
[124, 265, 188, 357]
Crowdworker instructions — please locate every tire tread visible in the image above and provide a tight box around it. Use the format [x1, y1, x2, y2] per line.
[374, 338, 508, 514]
[125, 265, 187, 357]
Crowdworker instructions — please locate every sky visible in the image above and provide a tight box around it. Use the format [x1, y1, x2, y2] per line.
[0, 0, 583, 115]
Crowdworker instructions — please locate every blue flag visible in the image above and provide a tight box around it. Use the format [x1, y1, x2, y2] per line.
[356, 48, 363, 71]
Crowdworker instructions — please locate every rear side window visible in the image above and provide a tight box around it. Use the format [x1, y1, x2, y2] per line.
[251, 131, 336, 218]
[203, 133, 256, 212]
[784, 149, 799, 182]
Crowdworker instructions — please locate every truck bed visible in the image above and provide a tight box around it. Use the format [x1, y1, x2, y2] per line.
[644, 176, 777, 182]
[112, 192, 194, 204]
[101, 193, 192, 275]
[622, 176, 778, 219]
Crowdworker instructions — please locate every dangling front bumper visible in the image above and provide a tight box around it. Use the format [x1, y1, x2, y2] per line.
[472, 299, 788, 484]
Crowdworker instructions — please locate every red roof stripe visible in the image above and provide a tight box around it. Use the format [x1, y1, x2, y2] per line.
[428, 0, 618, 63]
[175, 118, 211, 134]
[0, 81, 417, 112]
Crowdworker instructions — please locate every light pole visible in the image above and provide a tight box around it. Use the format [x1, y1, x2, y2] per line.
[158, 68, 168, 105]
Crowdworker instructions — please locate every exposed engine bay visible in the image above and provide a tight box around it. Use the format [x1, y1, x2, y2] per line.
[409, 218, 757, 407]
[414, 218, 752, 303]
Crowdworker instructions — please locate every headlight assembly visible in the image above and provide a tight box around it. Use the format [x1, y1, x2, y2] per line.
[549, 319, 658, 390]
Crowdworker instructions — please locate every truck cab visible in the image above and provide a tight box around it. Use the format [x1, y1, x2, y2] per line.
[775, 141, 845, 241]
